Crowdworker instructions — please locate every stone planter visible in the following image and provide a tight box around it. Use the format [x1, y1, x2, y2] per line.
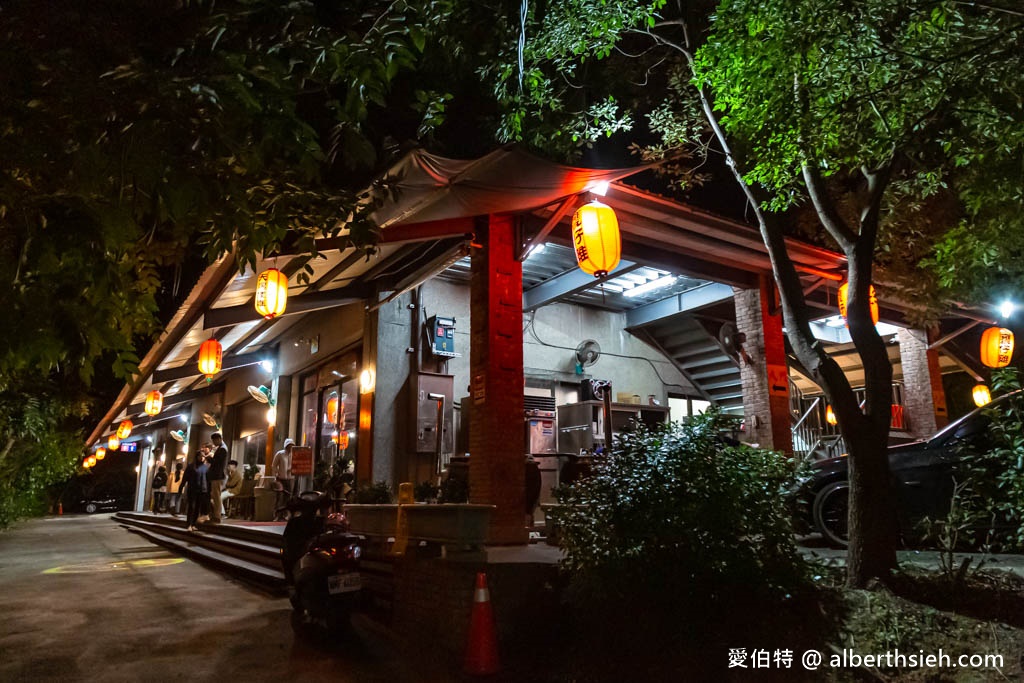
[342, 504, 399, 537]
[403, 504, 494, 546]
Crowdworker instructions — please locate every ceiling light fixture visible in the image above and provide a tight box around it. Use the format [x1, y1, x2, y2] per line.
[623, 275, 678, 298]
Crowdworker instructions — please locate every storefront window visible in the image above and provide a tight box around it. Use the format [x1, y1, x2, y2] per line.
[315, 379, 357, 495]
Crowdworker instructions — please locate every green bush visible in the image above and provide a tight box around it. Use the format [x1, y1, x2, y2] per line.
[952, 368, 1024, 549]
[352, 480, 393, 504]
[552, 409, 808, 604]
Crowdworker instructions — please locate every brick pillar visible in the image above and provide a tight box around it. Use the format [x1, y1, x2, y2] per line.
[897, 328, 949, 438]
[468, 214, 527, 545]
[733, 277, 793, 452]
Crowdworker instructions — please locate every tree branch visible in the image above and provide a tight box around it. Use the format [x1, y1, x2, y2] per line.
[802, 164, 858, 251]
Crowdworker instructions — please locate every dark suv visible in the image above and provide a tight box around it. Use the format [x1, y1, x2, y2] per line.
[792, 393, 1016, 547]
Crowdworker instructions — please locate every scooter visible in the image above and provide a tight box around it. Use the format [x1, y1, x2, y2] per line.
[280, 491, 363, 638]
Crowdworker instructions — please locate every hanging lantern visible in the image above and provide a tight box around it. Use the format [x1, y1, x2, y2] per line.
[338, 431, 350, 450]
[973, 384, 992, 407]
[116, 419, 133, 440]
[571, 200, 621, 278]
[86, 456, 96, 468]
[980, 326, 1014, 368]
[198, 338, 223, 379]
[107, 435, 120, 450]
[325, 393, 339, 424]
[144, 390, 163, 416]
[825, 405, 837, 426]
[95, 447, 107, 460]
[837, 281, 879, 326]
[254, 268, 288, 319]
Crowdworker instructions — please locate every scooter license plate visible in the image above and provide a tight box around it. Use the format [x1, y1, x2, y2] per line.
[328, 572, 361, 595]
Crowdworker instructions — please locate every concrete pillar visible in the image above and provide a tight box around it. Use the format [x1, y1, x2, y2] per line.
[468, 214, 527, 544]
[357, 306, 380, 485]
[897, 328, 949, 438]
[734, 276, 793, 452]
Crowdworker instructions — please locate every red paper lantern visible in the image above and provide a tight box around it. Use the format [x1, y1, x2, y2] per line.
[837, 281, 879, 326]
[144, 390, 163, 416]
[980, 326, 1014, 369]
[116, 419, 133, 440]
[198, 338, 223, 379]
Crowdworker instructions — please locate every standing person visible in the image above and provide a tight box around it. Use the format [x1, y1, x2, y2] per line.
[207, 432, 228, 524]
[183, 455, 210, 532]
[272, 439, 294, 519]
[151, 466, 168, 513]
[221, 460, 242, 518]
[166, 461, 184, 515]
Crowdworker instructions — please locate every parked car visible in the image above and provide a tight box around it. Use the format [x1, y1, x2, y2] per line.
[78, 497, 130, 514]
[792, 392, 1018, 547]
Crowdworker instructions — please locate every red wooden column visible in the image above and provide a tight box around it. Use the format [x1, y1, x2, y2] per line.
[468, 214, 527, 545]
[735, 276, 793, 452]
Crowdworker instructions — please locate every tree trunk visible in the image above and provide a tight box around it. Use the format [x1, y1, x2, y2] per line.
[845, 427, 900, 586]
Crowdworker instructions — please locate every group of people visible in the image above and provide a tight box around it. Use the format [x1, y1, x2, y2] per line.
[150, 432, 243, 531]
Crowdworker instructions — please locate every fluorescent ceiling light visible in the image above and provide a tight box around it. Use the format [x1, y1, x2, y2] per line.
[526, 243, 546, 259]
[589, 181, 610, 196]
[824, 315, 846, 328]
[623, 275, 678, 298]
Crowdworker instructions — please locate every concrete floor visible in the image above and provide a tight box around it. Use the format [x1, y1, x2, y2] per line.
[0, 514, 435, 682]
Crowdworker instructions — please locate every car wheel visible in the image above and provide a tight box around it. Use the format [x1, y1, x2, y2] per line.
[813, 481, 849, 548]
[85, 503, 98, 514]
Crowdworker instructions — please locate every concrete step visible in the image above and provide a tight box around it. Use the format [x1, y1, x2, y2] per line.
[115, 513, 283, 571]
[121, 523, 286, 591]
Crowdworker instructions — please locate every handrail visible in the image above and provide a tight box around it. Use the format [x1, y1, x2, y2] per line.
[791, 396, 822, 432]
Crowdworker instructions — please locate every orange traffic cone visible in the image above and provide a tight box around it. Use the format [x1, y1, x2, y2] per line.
[57, 502, 63, 516]
[463, 572, 500, 676]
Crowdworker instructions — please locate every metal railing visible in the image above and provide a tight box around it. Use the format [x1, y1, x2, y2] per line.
[791, 384, 907, 462]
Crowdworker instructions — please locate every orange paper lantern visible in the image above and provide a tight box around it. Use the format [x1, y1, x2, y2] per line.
[85, 456, 96, 468]
[980, 326, 1014, 368]
[95, 447, 107, 460]
[116, 419, 133, 440]
[972, 384, 992, 407]
[571, 201, 621, 278]
[198, 338, 223, 379]
[144, 390, 163, 416]
[325, 394, 339, 425]
[837, 281, 879, 326]
[825, 405, 837, 426]
[107, 435, 120, 450]
[255, 268, 288, 319]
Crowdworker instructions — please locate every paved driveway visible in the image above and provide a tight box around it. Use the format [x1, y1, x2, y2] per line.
[0, 514, 428, 682]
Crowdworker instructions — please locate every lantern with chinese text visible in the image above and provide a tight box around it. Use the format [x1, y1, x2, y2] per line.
[325, 393, 339, 424]
[837, 281, 879, 326]
[144, 390, 163, 416]
[95, 447, 106, 460]
[116, 419, 133, 440]
[255, 268, 288, 319]
[825, 405, 837, 426]
[108, 435, 120, 450]
[972, 384, 992, 407]
[198, 338, 223, 379]
[338, 431, 350, 449]
[980, 326, 1014, 368]
[571, 200, 621, 278]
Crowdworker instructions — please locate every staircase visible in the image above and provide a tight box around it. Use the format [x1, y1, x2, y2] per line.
[635, 314, 743, 413]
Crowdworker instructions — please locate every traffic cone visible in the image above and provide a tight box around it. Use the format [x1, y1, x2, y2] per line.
[57, 502, 63, 516]
[463, 572, 500, 676]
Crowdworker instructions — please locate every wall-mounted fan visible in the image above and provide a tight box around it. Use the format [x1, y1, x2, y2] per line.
[202, 411, 220, 428]
[247, 385, 272, 404]
[574, 339, 602, 375]
[719, 323, 751, 365]
[169, 429, 186, 442]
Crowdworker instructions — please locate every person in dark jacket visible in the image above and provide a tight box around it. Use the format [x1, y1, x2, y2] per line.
[207, 432, 228, 524]
[151, 466, 168, 513]
[183, 456, 210, 532]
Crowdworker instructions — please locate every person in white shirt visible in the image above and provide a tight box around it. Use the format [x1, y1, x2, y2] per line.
[272, 438, 294, 518]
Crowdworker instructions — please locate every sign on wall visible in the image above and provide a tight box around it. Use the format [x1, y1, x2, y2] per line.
[767, 364, 789, 397]
[290, 446, 313, 476]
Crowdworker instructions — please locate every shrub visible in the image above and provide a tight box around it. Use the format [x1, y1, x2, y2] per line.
[352, 480, 393, 504]
[552, 409, 808, 605]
